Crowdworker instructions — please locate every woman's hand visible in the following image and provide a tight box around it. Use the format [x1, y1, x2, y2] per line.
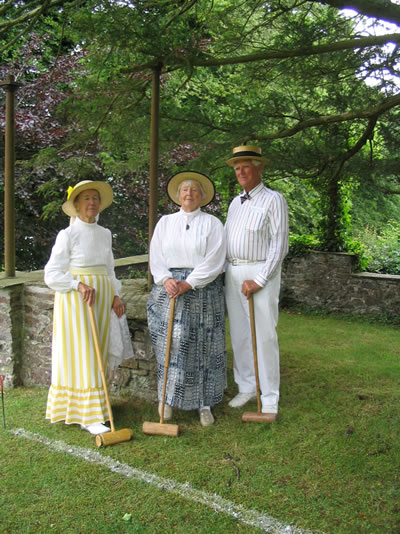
[164, 278, 192, 298]
[175, 281, 192, 297]
[112, 296, 125, 318]
[164, 278, 179, 297]
[78, 282, 96, 306]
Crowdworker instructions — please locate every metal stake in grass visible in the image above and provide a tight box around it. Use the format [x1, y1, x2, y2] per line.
[143, 297, 180, 437]
[0, 375, 6, 428]
[87, 304, 133, 447]
[242, 295, 277, 424]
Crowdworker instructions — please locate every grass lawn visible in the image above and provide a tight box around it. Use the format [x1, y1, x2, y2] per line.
[0, 310, 399, 534]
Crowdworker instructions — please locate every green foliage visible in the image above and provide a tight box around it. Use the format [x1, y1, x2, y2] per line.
[351, 170, 400, 232]
[344, 238, 370, 272]
[41, 200, 63, 221]
[288, 231, 370, 271]
[288, 233, 321, 256]
[1, 1, 400, 272]
[356, 220, 400, 275]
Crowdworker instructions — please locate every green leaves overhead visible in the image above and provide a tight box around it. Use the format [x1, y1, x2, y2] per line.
[1, 0, 400, 270]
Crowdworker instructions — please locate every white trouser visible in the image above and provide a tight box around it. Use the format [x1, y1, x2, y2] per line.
[225, 263, 281, 413]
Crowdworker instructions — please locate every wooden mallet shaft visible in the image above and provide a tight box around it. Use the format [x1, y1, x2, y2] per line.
[88, 304, 133, 446]
[0, 375, 5, 428]
[142, 297, 179, 437]
[242, 295, 276, 424]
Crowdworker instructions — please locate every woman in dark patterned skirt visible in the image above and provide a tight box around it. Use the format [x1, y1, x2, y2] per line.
[147, 171, 226, 426]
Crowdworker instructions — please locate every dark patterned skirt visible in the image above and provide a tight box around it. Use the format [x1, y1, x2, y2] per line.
[147, 269, 227, 410]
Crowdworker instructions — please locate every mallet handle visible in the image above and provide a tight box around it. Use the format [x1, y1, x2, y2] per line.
[159, 297, 175, 424]
[248, 295, 261, 414]
[0, 375, 5, 428]
[88, 305, 115, 433]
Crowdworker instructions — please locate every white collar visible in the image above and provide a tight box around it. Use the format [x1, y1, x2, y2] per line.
[179, 207, 201, 220]
[242, 182, 264, 197]
[74, 216, 98, 228]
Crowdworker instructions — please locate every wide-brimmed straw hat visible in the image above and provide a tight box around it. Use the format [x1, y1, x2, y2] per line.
[226, 145, 269, 167]
[167, 171, 215, 207]
[62, 180, 113, 217]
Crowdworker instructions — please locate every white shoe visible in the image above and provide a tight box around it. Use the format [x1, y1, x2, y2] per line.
[158, 402, 173, 421]
[81, 423, 110, 435]
[199, 408, 215, 426]
[228, 392, 257, 408]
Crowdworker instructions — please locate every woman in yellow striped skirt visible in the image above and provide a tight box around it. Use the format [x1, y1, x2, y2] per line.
[44, 180, 125, 436]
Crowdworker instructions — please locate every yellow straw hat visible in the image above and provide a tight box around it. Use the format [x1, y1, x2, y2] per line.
[62, 180, 113, 217]
[167, 171, 215, 207]
[226, 145, 269, 167]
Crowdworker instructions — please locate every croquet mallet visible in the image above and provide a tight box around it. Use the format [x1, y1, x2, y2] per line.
[87, 304, 133, 447]
[0, 375, 6, 428]
[242, 295, 277, 424]
[143, 297, 179, 437]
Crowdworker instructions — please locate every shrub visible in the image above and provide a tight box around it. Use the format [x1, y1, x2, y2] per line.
[358, 221, 400, 275]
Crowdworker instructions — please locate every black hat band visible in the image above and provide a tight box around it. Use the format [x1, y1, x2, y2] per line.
[232, 151, 262, 158]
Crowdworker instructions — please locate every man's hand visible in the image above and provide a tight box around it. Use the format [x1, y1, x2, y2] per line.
[241, 280, 262, 299]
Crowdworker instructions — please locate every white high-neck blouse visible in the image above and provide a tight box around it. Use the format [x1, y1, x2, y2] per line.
[44, 217, 121, 295]
[149, 208, 226, 289]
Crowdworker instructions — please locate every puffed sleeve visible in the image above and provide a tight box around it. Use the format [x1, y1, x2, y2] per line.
[149, 217, 173, 285]
[105, 229, 121, 297]
[186, 217, 226, 289]
[44, 230, 80, 293]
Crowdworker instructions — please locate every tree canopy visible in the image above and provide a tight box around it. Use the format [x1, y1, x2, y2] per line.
[1, 0, 400, 270]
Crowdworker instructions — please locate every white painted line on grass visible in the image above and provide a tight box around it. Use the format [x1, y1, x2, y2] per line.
[12, 428, 321, 534]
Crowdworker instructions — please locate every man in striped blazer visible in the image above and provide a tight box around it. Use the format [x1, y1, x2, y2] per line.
[224, 145, 289, 421]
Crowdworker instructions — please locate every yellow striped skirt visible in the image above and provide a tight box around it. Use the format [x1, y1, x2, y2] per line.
[46, 268, 114, 426]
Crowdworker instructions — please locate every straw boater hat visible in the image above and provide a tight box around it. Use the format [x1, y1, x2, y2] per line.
[167, 171, 215, 207]
[226, 145, 269, 167]
[62, 180, 113, 217]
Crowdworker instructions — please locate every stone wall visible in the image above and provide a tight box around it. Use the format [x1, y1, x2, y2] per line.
[108, 279, 157, 401]
[22, 285, 53, 387]
[281, 251, 400, 318]
[0, 285, 24, 388]
[19, 278, 157, 401]
[0, 252, 399, 397]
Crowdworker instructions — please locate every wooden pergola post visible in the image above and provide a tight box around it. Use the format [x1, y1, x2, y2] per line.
[148, 65, 161, 288]
[0, 75, 20, 278]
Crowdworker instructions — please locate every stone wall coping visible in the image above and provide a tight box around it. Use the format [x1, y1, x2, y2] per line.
[114, 254, 148, 266]
[0, 270, 45, 288]
[296, 250, 355, 257]
[352, 271, 400, 281]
